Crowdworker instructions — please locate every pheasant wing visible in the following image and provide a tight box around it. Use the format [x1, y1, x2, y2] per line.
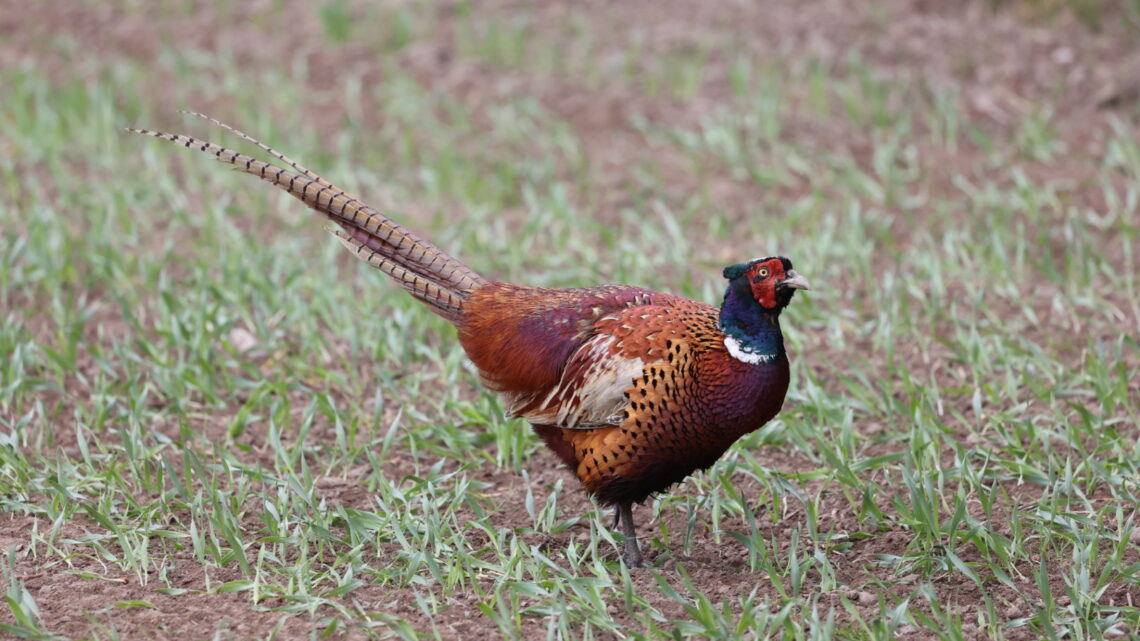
[518, 298, 716, 429]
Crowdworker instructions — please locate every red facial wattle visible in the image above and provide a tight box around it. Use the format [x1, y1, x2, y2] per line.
[747, 260, 786, 309]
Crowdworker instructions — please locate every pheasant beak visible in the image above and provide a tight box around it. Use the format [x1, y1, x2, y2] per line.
[779, 270, 811, 291]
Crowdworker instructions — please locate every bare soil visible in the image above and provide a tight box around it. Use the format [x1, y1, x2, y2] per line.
[3, 0, 1139, 639]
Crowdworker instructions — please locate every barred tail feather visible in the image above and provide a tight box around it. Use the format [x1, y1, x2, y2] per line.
[127, 117, 487, 321]
[331, 227, 465, 320]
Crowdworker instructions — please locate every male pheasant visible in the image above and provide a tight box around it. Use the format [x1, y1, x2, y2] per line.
[129, 114, 810, 567]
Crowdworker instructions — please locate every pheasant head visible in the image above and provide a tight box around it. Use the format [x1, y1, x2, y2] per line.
[718, 256, 809, 364]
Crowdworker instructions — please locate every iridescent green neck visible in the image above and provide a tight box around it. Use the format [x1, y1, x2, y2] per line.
[718, 277, 783, 365]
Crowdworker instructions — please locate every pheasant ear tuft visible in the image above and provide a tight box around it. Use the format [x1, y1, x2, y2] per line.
[722, 263, 749, 280]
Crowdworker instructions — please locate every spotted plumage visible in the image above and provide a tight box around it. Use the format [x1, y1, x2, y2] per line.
[130, 114, 810, 568]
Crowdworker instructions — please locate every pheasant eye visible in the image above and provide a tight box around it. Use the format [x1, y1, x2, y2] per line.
[757, 268, 769, 278]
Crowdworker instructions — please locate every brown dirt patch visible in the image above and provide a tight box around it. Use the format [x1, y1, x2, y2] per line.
[0, 513, 319, 640]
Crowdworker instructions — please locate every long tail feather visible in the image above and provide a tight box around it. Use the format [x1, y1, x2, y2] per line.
[127, 118, 487, 321]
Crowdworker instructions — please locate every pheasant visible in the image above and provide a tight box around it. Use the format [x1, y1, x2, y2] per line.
[128, 114, 810, 567]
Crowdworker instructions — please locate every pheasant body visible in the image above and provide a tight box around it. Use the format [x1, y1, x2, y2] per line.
[460, 283, 790, 506]
[130, 115, 809, 567]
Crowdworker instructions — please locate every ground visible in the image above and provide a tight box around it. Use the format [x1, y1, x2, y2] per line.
[1, 0, 1138, 639]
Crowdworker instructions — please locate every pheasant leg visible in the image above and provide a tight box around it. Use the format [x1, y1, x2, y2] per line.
[616, 501, 646, 568]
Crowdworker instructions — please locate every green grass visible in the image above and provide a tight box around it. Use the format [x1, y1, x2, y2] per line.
[2, 2, 1139, 639]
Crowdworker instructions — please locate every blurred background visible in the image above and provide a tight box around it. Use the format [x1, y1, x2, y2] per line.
[2, 1, 1138, 639]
